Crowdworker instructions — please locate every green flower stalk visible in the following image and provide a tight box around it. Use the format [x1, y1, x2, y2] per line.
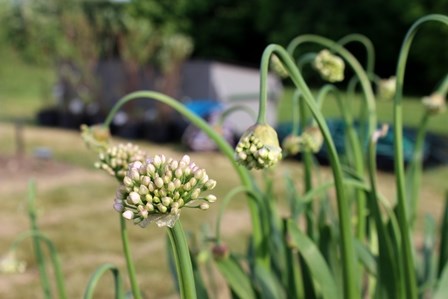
[313, 49, 345, 82]
[115, 154, 217, 228]
[95, 143, 146, 181]
[235, 124, 282, 170]
[422, 92, 446, 114]
[376, 76, 397, 101]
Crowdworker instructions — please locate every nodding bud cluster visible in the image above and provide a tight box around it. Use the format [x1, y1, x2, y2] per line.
[282, 126, 323, 156]
[114, 155, 217, 228]
[0, 251, 26, 274]
[282, 134, 302, 156]
[80, 124, 110, 152]
[270, 54, 289, 78]
[422, 93, 446, 115]
[235, 124, 282, 170]
[377, 76, 396, 101]
[95, 143, 146, 181]
[313, 49, 345, 83]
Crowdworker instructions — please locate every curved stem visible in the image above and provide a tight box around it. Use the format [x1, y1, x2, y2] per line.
[83, 263, 124, 299]
[104, 92, 268, 267]
[287, 34, 377, 142]
[167, 221, 197, 299]
[119, 216, 142, 299]
[392, 14, 448, 299]
[263, 44, 358, 299]
[11, 231, 67, 299]
[218, 104, 257, 127]
[337, 34, 375, 77]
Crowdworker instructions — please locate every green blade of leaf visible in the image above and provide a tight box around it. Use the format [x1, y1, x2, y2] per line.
[286, 220, 340, 299]
[214, 254, 256, 299]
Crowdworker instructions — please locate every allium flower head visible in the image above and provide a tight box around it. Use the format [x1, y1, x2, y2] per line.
[301, 126, 324, 153]
[0, 251, 26, 274]
[283, 126, 324, 155]
[377, 76, 396, 101]
[282, 134, 302, 156]
[422, 93, 446, 115]
[313, 49, 345, 82]
[114, 155, 217, 228]
[270, 54, 289, 78]
[235, 124, 282, 170]
[95, 143, 146, 181]
[81, 124, 110, 152]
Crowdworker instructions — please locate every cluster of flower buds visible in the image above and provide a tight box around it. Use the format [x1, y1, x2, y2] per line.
[313, 49, 345, 83]
[422, 93, 446, 115]
[235, 124, 282, 170]
[377, 76, 396, 101]
[0, 250, 26, 274]
[282, 126, 323, 156]
[80, 124, 110, 152]
[270, 54, 289, 78]
[95, 143, 147, 181]
[114, 155, 217, 228]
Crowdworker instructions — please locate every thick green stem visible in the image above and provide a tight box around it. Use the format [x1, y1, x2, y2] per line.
[119, 216, 142, 299]
[27, 180, 52, 299]
[167, 221, 197, 299]
[392, 14, 448, 299]
[317, 85, 367, 240]
[104, 92, 267, 267]
[262, 44, 359, 299]
[406, 112, 430, 227]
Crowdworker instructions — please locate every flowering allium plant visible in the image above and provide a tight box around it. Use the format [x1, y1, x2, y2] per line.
[422, 92, 446, 115]
[114, 154, 217, 228]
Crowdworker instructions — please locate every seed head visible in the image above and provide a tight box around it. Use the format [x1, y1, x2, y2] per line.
[377, 76, 396, 101]
[80, 124, 110, 152]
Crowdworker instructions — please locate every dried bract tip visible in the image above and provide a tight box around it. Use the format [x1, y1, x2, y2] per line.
[80, 124, 110, 152]
[235, 124, 282, 170]
[270, 54, 289, 78]
[313, 49, 345, 83]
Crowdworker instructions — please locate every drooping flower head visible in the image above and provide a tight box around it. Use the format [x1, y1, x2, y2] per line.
[313, 49, 345, 83]
[235, 124, 282, 170]
[114, 155, 217, 228]
[95, 143, 147, 181]
[80, 124, 110, 152]
[377, 76, 396, 101]
[422, 93, 446, 115]
[0, 250, 26, 274]
[282, 134, 302, 157]
[282, 126, 323, 156]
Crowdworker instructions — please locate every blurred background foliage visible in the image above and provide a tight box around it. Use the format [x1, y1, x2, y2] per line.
[0, 0, 447, 96]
